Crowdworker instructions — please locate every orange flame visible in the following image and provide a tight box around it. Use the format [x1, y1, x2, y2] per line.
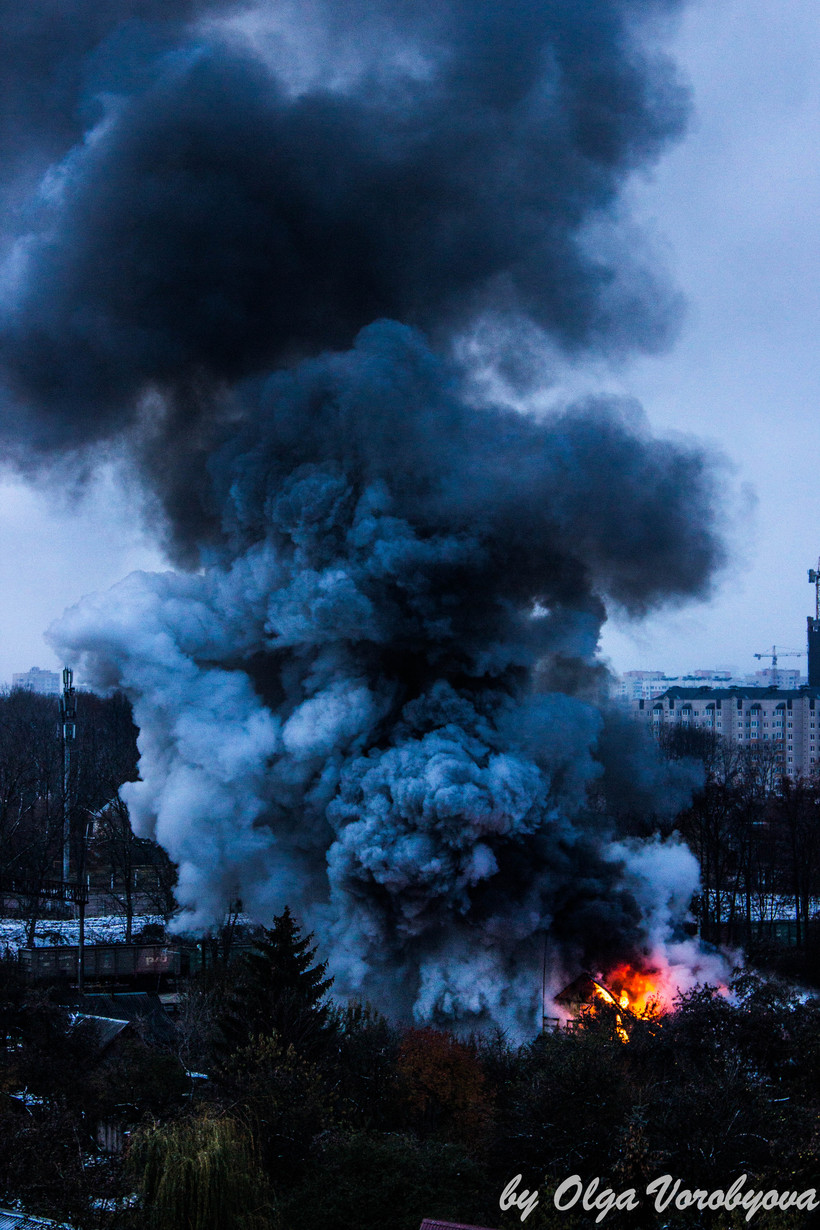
[603, 963, 674, 1017]
[556, 954, 732, 1044]
[578, 965, 671, 1041]
[582, 977, 636, 1043]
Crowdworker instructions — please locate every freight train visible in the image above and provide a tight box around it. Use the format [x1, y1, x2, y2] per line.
[17, 933, 261, 985]
[19, 943, 182, 984]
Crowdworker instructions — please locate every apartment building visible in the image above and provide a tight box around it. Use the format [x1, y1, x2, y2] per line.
[634, 686, 820, 776]
[11, 666, 61, 696]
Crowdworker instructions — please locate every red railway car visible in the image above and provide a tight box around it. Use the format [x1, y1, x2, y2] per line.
[19, 943, 181, 984]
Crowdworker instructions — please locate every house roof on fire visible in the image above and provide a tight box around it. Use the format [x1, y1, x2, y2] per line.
[555, 974, 633, 1014]
[555, 974, 606, 1007]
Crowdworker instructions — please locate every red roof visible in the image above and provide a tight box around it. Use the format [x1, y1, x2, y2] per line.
[419, 1221, 499, 1230]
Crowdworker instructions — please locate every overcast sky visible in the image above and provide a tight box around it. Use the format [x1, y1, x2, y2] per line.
[1, 0, 819, 685]
[599, 0, 820, 677]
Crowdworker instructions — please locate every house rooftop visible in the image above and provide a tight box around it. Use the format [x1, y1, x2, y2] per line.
[419, 1222, 499, 1230]
[70, 1014, 131, 1053]
[71, 992, 175, 1043]
[0, 1208, 73, 1229]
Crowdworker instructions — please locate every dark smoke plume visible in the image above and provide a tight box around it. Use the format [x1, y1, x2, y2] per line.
[0, 0, 731, 1030]
[1, 0, 687, 456]
[55, 322, 726, 1032]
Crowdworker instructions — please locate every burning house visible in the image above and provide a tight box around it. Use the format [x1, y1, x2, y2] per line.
[0, 0, 730, 1035]
[553, 964, 673, 1041]
[555, 974, 635, 1041]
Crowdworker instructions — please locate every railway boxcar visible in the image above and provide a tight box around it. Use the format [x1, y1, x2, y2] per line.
[19, 943, 181, 984]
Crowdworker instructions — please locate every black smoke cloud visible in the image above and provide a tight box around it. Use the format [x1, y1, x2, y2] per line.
[213, 321, 719, 617]
[0, 2, 225, 211]
[0, 0, 731, 1030]
[1, 0, 687, 454]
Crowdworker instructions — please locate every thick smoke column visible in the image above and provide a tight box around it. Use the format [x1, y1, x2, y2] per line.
[1, 0, 729, 1030]
[55, 321, 725, 1031]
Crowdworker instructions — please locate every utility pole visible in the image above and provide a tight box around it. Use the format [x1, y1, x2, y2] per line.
[60, 667, 76, 884]
[78, 842, 87, 996]
[60, 668, 85, 993]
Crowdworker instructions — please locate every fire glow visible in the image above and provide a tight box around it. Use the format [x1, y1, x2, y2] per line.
[555, 962, 684, 1043]
[557, 959, 731, 1043]
[593, 965, 670, 1043]
[604, 964, 673, 1018]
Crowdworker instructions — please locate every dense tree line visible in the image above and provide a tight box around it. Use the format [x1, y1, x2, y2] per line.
[1, 909, 819, 1229]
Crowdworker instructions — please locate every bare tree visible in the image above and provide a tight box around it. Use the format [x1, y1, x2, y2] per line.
[770, 776, 820, 946]
[93, 796, 177, 935]
[0, 690, 65, 942]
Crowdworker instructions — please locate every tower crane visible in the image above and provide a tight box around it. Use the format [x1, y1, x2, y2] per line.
[753, 645, 802, 688]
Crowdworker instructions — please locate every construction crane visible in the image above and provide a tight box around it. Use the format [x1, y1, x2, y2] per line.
[753, 645, 802, 688]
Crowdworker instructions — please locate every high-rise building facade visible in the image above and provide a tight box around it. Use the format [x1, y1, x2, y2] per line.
[634, 686, 820, 776]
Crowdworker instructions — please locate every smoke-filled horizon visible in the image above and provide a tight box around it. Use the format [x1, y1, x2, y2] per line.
[1, 0, 731, 1030]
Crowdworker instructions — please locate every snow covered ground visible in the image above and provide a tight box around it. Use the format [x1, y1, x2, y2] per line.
[706, 892, 820, 922]
[0, 912, 258, 953]
[0, 916, 166, 953]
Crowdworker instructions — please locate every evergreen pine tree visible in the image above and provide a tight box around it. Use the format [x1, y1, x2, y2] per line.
[221, 906, 335, 1055]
